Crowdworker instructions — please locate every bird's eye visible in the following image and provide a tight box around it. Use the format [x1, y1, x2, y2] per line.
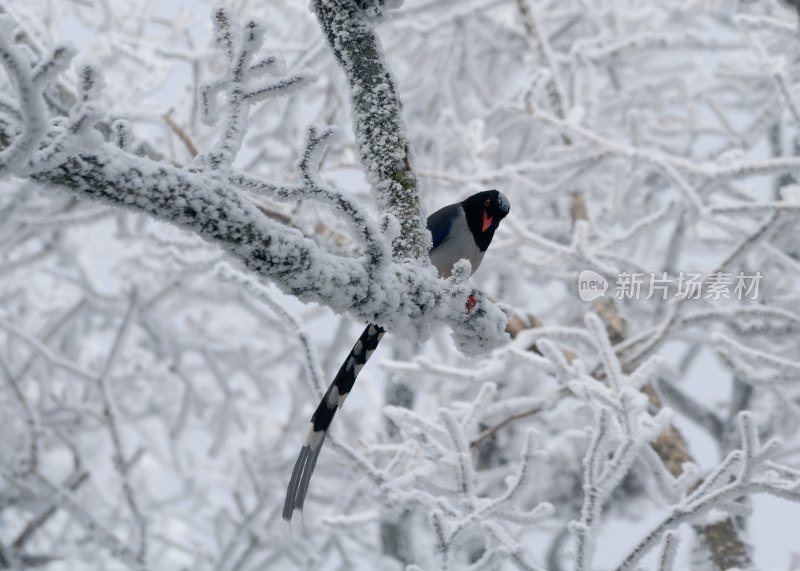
[484, 198, 491, 207]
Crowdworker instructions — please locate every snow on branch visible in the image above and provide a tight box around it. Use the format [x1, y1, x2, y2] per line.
[198, 6, 315, 165]
[330, 385, 553, 570]
[0, 8, 510, 355]
[0, 466, 147, 571]
[216, 263, 326, 397]
[0, 16, 76, 177]
[541, 315, 800, 571]
[5, 1, 800, 569]
[549, 313, 670, 570]
[310, 0, 430, 260]
[713, 332, 800, 385]
[615, 412, 799, 571]
[228, 123, 388, 271]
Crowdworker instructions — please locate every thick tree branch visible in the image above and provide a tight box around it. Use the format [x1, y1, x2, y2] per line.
[0, 8, 508, 355]
[26, 146, 506, 350]
[28, 148, 384, 311]
[310, 0, 430, 261]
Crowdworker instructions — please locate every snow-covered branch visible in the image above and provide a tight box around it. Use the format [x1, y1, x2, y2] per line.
[198, 7, 315, 165]
[0, 9, 509, 354]
[228, 123, 388, 271]
[330, 386, 554, 570]
[616, 412, 799, 571]
[3, 0, 800, 569]
[310, 0, 430, 260]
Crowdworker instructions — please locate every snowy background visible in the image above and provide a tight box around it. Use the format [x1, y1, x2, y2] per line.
[2, 0, 800, 569]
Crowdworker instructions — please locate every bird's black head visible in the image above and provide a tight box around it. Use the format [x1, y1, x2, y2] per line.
[461, 190, 510, 251]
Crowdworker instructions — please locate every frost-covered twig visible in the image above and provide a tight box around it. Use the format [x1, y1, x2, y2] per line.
[214, 482, 276, 571]
[425, 422, 551, 570]
[0, 355, 40, 472]
[310, 0, 429, 260]
[656, 531, 680, 571]
[470, 387, 570, 448]
[0, 17, 74, 176]
[10, 470, 90, 553]
[94, 293, 147, 561]
[0, 23, 105, 178]
[737, 15, 800, 127]
[564, 313, 673, 571]
[713, 332, 800, 385]
[577, 31, 746, 63]
[198, 7, 314, 164]
[618, 209, 780, 368]
[0, 467, 148, 571]
[570, 409, 639, 571]
[229, 124, 387, 270]
[516, 0, 568, 122]
[615, 413, 798, 571]
[0, 14, 509, 356]
[0, 318, 94, 381]
[325, 386, 555, 569]
[216, 263, 326, 396]
[528, 101, 800, 195]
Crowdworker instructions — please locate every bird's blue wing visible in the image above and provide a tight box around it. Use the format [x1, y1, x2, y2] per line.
[426, 204, 460, 251]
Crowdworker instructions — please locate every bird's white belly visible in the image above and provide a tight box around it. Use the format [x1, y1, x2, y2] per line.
[428, 215, 485, 278]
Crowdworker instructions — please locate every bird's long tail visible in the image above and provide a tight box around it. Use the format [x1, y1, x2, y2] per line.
[282, 322, 385, 521]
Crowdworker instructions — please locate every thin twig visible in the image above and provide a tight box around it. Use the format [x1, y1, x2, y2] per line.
[95, 292, 147, 562]
[470, 387, 570, 448]
[163, 111, 199, 157]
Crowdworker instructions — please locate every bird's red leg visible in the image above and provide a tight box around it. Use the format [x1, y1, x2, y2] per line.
[466, 295, 477, 312]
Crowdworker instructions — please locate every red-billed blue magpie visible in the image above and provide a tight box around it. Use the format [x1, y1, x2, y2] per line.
[282, 190, 510, 520]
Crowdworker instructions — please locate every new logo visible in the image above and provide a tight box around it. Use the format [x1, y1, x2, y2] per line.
[578, 270, 608, 302]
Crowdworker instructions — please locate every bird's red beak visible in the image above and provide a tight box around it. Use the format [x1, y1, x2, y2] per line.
[482, 211, 493, 232]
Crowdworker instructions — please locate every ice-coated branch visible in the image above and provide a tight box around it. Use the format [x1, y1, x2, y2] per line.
[331, 387, 553, 569]
[562, 312, 678, 571]
[585, 313, 624, 393]
[216, 263, 326, 397]
[655, 377, 725, 443]
[571, 409, 639, 571]
[198, 7, 314, 164]
[310, 0, 430, 261]
[229, 124, 387, 270]
[0, 16, 75, 176]
[94, 294, 147, 561]
[617, 209, 780, 369]
[0, 24, 105, 178]
[423, 422, 550, 570]
[614, 412, 799, 571]
[0, 318, 95, 382]
[470, 386, 570, 448]
[0, 9, 509, 356]
[31, 146, 360, 295]
[0, 467, 148, 571]
[515, 0, 568, 122]
[737, 15, 800, 127]
[10, 470, 90, 555]
[0, 355, 40, 473]
[657, 531, 680, 571]
[713, 332, 800, 385]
